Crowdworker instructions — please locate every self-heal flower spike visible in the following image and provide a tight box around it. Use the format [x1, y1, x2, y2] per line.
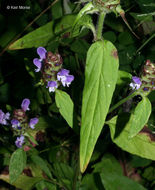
[15, 135, 25, 148]
[29, 118, 39, 129]
[0, 110, 10, 125]
[33, 47, 47, 72]
[21, 98, 30, 112]
[46, 81, 58, 92]
[11, 119, 21, 129]
[130, 76, 142, 90]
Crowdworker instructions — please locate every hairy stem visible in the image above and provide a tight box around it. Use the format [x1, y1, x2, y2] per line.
[96, 12, 106, 40]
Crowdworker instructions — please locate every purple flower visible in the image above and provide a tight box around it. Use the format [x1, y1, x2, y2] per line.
[11, 119, 20, 129]
[57, 69, 74, 87]
[46, 81, 58, 92]
[29, 118, 39, 129]
[0, 110, 10, 125]
[130, 76, 142, 90]
[15, 135, 25, 148]
[33, 47, 47, 72]
[21, 99, 30, 112]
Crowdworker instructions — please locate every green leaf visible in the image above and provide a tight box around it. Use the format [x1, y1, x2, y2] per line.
[72, 14, 96, 38]
[107, 114, 155, 161]
[35, 180, 56, 190]
[31, 155, 52, 179]
[98, 154, 146, 190]
[9, 149, 27, 184]
[55, 90, 74, 128]
[100, 171, 146, 190]
[53, 162, 74, 190]
[8, 21, 54, 50]
[129, 97, 152, 138]
[80, 40, 119, 172]
[0, 174, 42, 190]
[92, 154, 123, 175]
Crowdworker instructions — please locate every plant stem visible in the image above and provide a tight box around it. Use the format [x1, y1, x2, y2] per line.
[108, 91, 138, 113]
[96, 12, 106, 40]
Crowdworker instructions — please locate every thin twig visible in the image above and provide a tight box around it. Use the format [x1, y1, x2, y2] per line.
[0, 0, 59, 56]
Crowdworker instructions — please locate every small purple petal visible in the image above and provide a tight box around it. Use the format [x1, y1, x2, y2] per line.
[46, 81, 58, 92]
[62, 75, 74, 87]
[0, 110, 10, 125]
[132, 76, 141, 85]
[15, 135, 25, 148]
[57, 69, 70, 81]
[37, 47, 47, 60]
[29, 118, 39, 129]
[21, 99, 30, 112]
[11, 119, 20, 129]
[33, 58, 42, 72]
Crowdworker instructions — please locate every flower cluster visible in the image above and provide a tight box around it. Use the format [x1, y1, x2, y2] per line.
[0, 99, 39, 148]
[33, 47, 74, 92]
[130, 60, 155, 95]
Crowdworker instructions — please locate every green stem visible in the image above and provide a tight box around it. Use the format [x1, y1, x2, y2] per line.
[96, 12, 106, 40]
[108, 91, 138, 113]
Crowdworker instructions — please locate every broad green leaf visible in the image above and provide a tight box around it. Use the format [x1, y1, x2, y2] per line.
[107, 115, 155, 161]
[98, 154, 146, 190]
[129, 97, 152, 138]
[0, 174, 42, 190]
[8, 21, 54, 50]
[80, 40, 119, 172]
[31, 155, 52, 179]
[9, 149, 27, 184]
[55, 90, 74, 128]
[100, 172, 146, 190]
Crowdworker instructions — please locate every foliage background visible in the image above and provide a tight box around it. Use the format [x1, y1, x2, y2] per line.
[0, 0, 155, 189]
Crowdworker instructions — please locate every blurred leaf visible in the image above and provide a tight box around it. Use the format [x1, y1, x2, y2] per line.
[0, 174, 42, 190]
[142, 167, 155, 181]
[81, 173, 104, 190]
[31, 154, 52, 179]
[8, 21, 54, 50]
[54, 14, 76, 34]
[129, 97, 152, 138]
[51, 0, 63, 19]
[130, 155, 152, 167]
[130, 12, 153, 21]
[92, 154, 123, 175]
[9, 149, 27, 184]
[100, 171, 146, 190]
[80, 40, 119, 172]
[53, 162, 74, 190]
[118, 32, 134, 45]
[103, 31, 117, 43]
[0, 83, 10, 103]
[55, 90, 74, 128]
[35, 180, 56, 190]
[107, 115, 155, 161]
[70, 39, 90, 54]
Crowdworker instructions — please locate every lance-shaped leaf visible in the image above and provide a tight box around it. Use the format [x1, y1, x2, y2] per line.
[129, 97, 152, 138]
[55, 90, 74, 128]
[9, 149, 27, 184]
[80, 40, 119, 172]
[107, 115, 155, 161]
